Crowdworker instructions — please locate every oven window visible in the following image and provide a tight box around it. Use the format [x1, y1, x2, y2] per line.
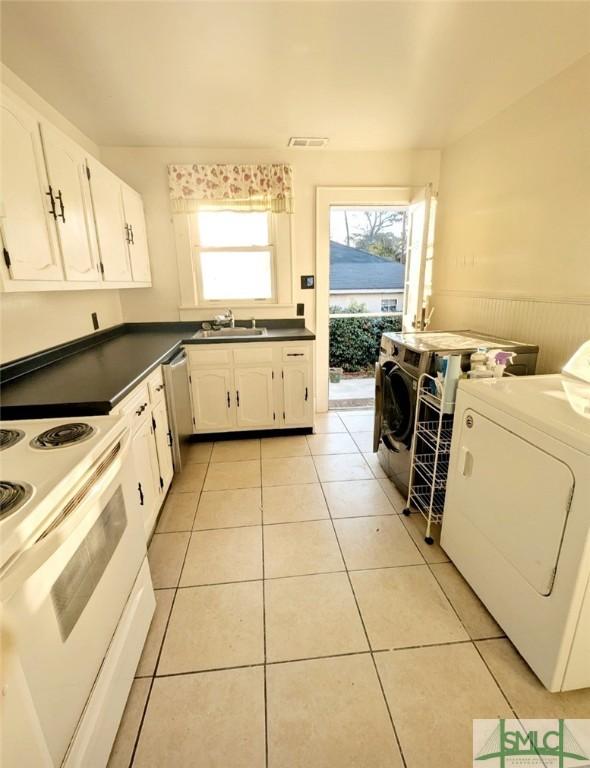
[51, 486, 127, 641]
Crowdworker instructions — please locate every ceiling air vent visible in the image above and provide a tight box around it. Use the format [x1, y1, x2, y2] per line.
[288, 137, 329, 148]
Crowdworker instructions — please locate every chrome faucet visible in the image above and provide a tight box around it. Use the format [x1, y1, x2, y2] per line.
[214, 309, 234, 328]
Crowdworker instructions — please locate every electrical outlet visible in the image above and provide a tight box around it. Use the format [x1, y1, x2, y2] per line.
[296, 303, 304, 316]
[91, 312, 99, 330]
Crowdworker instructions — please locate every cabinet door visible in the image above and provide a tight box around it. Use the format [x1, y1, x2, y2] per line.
[152, 399, 174, 492]
[122, 185, 151, 283]
[0, 95, 62, 281]
[130, 418, 160, 539]
[283, 365, 313, 426]
[190, 369, 235, 431]
[40, 123, 98, 282]
[88, 160, 131, 282]
[235, 367, 275, 428]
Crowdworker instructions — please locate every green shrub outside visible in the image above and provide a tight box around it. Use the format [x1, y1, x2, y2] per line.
[329, 312, 402, 372]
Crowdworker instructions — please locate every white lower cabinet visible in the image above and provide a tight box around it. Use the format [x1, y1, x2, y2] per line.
[152, 397, 174, 491]
[190, 368, 235, 431]
[130, 417, 161, 538]
[235, 367, 275, 428]
[282, 364, 313, 426]
[114, 367, 174, 540]
[189, 341, 314, 434]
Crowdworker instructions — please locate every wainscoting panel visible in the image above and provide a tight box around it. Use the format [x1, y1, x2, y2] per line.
[430, 292, 590, 373]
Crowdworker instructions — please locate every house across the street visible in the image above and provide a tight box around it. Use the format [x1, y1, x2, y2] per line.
[329, 240, 405, 313]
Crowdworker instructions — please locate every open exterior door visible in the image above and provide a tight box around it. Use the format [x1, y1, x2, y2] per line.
[403, 184, 436, 332]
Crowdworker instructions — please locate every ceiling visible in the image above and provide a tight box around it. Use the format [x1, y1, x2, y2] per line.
[2, 1, 589, 150]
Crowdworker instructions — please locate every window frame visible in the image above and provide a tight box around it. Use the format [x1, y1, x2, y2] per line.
[173, 210, 294, 310]
[380, 297, 398, 312]
[194, 211, 278, 307]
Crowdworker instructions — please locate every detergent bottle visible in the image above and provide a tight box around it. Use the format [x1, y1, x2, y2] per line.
[468, 347, 492, 379]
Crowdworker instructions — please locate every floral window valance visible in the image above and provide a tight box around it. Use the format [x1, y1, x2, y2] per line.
[168, 164, 294, 214]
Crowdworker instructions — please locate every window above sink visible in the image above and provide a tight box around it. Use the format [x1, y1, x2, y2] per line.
[173, 209, 294, 310]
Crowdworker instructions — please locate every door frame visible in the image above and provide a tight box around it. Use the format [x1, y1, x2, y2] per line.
[315, 186, 416, 413]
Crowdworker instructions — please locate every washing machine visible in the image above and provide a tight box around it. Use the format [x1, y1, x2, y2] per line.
[441, 341, 590, 692]
[373, 330, 539, 496]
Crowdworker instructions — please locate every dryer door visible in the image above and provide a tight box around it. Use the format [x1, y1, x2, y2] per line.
[382, 363, 415, 447]
[452, 408, 574, 595]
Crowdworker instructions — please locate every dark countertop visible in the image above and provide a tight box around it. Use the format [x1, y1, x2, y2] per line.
[0, 321, 315, 420]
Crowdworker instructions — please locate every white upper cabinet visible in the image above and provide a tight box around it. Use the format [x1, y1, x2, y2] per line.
[122, 185, 151, 283]
[0, 93, 63, 281]
[39, 122, 98, 282]
[87, 159, 132, 283]
[0, 85, 152, 291]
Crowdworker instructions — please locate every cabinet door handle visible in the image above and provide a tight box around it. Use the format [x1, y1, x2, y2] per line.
[155, 384, 164, 392]
[236, 390, 240, 407]
[227, 391, 231, 408]
[55, 189, 65, 223]
[138, 482, 144, 506]
[287, 353, 304, 357]
[129, 224, 135, 244]
[304, 387, 308, 401]
[167, 430, 173, 447]
[124, 223, 131, 244]
[46, 186, 57, 220]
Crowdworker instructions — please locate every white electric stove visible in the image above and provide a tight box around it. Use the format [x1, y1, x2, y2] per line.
[0, 416, 128, 568]
[0, 415, 155, 767]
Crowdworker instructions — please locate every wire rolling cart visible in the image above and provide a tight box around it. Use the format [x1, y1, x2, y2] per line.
[402, 372, 456, 544]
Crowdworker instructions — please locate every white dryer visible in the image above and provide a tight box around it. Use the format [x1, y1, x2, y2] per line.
[441, 342, 590, 692]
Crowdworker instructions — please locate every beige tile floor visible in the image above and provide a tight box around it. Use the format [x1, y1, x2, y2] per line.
[111, 409, 590, 768]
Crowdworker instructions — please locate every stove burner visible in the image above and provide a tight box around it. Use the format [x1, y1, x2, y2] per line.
[0, 481, 33, 520]
[0, 428, 25, 451]
[31, 422, 95, 450]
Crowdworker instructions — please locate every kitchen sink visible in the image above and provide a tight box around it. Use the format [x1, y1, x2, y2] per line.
[192, 327, 268, 339]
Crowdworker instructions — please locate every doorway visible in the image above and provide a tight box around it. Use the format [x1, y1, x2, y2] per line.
[316, 186, 435, 413]
[328, 205, 406, 409]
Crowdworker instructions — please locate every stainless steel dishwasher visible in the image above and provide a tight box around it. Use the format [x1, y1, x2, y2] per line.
[162, 348, 193, 472]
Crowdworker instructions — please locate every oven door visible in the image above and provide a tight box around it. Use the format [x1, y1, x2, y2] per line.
[0, 429, 146, 766]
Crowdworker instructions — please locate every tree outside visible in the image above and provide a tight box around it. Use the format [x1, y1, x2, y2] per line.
[330, 207, 407, 263]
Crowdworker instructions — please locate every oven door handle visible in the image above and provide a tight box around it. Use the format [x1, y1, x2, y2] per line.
[0, 429, 131, 597]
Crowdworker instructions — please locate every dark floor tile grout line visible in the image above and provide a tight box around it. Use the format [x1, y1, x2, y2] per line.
[472, 640, 520, 719]
[146, 636, 514, 681]
[407, 511, 523, 725]
[129, 508, 195, 767]
[260, 475, 270, 768]
[316, 479, 409, 768]
[160, 510, 412, 536]
[154, 661, 266, 679]
[173, 557, 468, 591]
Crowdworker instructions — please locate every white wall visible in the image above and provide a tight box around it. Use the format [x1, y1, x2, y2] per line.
[432, 56, 590, 373]
[0, 65, 123, 363]
[100, 147, 440, 332]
